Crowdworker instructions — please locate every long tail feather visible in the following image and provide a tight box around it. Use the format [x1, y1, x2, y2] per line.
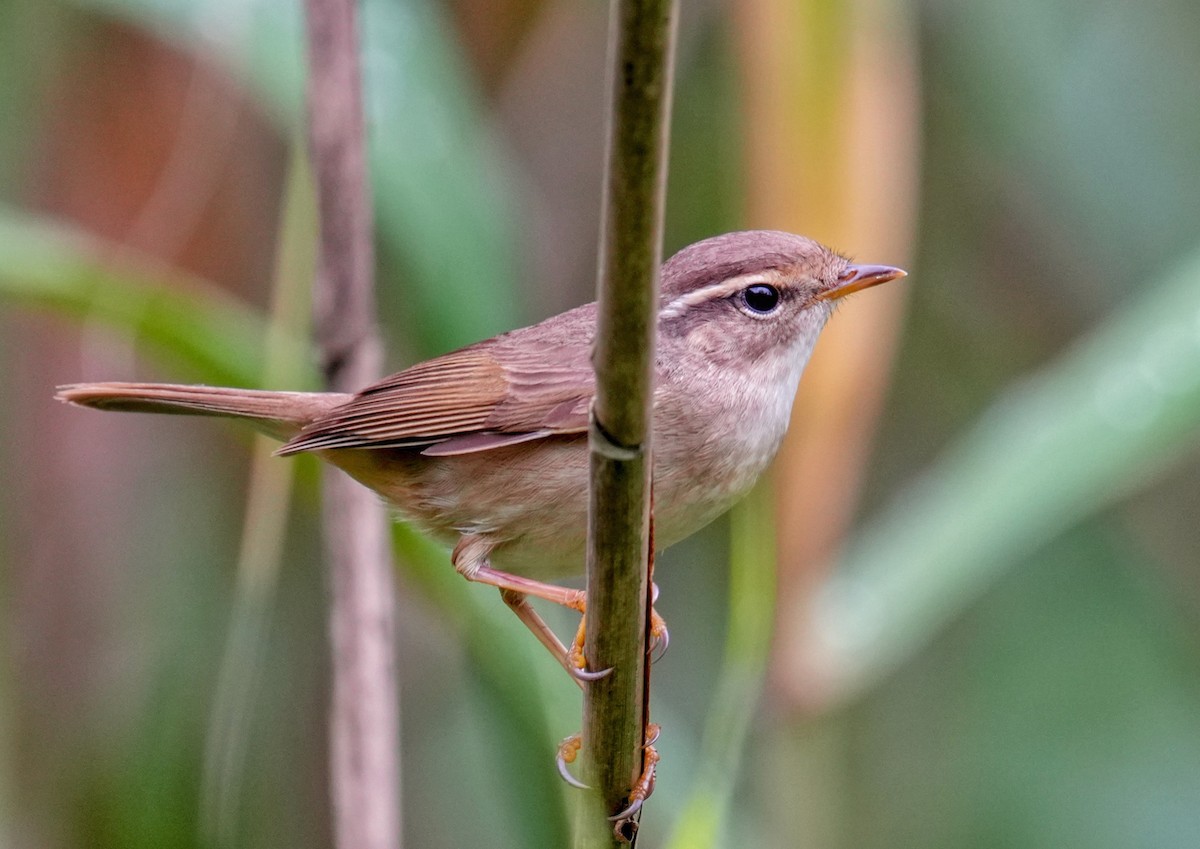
[55, 382, 349, 442]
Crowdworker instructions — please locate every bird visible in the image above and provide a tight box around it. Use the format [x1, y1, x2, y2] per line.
[57, 229, 905, 679]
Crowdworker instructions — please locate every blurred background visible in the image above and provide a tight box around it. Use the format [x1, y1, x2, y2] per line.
[3, 0, 1200, 847]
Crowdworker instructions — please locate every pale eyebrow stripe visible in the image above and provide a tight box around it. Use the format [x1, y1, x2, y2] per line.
[660, 272, 775, 319]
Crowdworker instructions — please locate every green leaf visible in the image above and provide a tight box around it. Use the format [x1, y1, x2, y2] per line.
[808, 245, 1200, 701]
[847, 524, 1200, 849]
[0, 205, 289, 387]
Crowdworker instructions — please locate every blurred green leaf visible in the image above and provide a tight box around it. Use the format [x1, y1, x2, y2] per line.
[928, 0, 1200, 287]
[847, 523, 1200, 849]
[70, 0, 521, 352]
[807, 245, 1200, 701]
[0, 205, 287, 387]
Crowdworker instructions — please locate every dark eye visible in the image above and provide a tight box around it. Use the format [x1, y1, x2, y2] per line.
[741, 284, 781, 314]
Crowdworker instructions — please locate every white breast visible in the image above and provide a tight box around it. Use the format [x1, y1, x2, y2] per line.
[650, 324, 821, 546]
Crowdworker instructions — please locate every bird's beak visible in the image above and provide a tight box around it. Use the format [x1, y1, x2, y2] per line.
[815, 263, 907, 302]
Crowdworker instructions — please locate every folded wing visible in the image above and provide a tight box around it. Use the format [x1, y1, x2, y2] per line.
[277, 337, 594, 457]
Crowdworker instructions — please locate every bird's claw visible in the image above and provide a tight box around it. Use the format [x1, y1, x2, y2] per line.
[643, 723, 661, 747]
[566, 620, 613, 681]
[649, 609, 670, 663]
[570, 663, 613, 682]
[608, 724, 660, 825]
[610, 794, 646, 823]
[557, 724, 661, 813]
[556, 734, 590, 790]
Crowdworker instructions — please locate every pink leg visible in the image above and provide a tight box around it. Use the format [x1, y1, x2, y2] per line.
[497, 589, 607, 687]
[470, 565, 586, 611]
[463, 562, 608, 682]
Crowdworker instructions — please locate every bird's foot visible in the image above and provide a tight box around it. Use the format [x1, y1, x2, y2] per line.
[554, 723, 661, 827]
[556, 733, 589, 789]
[609, 724, 661, 825]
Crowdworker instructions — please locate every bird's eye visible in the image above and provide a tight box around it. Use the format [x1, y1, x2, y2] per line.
[741, 284, 781, 314]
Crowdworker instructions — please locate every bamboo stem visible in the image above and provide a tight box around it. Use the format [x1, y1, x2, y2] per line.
[583, 0, 677, 843]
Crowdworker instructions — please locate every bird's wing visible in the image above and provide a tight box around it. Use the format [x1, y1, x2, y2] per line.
[276, 340, 593, 456]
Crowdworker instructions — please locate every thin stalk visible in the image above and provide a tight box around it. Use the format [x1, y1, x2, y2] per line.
[663, 482, 777, 849]
[201, 146, 316, 847]
[303, 1, 399, 848]
[583, 0, 677, 844]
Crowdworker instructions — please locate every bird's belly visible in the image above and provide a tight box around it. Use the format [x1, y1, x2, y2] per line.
[327, 419, 779, 581]
[487, 453, 761, 579]
[650, 442, 770, 549]
[334, 439, 594, 580]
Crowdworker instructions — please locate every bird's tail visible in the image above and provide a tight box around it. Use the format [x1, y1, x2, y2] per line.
[55, 382, 349, 442]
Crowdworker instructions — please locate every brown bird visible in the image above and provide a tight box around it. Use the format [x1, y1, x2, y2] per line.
[57, 230, 904, 678]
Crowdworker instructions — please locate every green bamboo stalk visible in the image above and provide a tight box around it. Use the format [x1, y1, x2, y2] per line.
[583, 0, 678, 843]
